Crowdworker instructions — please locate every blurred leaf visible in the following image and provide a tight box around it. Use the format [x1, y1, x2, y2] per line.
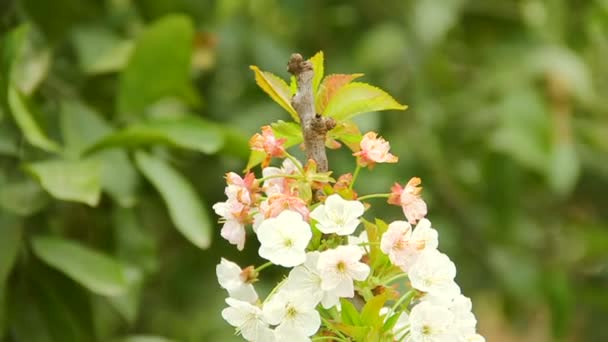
[31, 236, 130, 296]
[491, 87, 551, 172]
[20, 0, 100, 42]
[118, 14, 197, 115]
[60, 101, 139, 206]
[10, 30, 51, 95]
[135, 152, 212, 249]
[249, 65, 299, 122]
[72, 27, 133, 75]
[411, 0, 464, 46]
[309, 51, 324, 95]
[107, 266, 143, 324]
[0, 178, 48, 216]
[316, 74, 364, 115]
[114, 336, 175, 342]
[547, 141, 580, 195]
[323, 82, 407, 121]
[114, 208, 158, 274]
[0, 216, 21, 285]
[1, 25, 27, 115]
[529, 46, 594, 103]
[543, 270, 573, 339]
[7, 84, 60, 153]
[26, 159, 102, 206]
[0, 129, 19, 156]
[85, 116, 224, 155]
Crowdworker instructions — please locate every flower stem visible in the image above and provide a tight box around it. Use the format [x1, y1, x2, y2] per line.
[254, 261, 273, 273]
[357, 193, 390, 201]
[349, 163, 362, 190]
[382, 273, 409, 286]
[390, 289, 415, 314]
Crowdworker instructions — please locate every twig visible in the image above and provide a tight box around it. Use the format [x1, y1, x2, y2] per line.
[287, 53, 335, 173]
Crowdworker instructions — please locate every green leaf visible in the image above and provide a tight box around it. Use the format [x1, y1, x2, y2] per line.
[316, 74, 364, 115]
[309, 51, 324, 95]
[547, 141, 580, 196]
[135, 152, 212, 249]
[72, 26, 134, 75]
[31, 236, 130, 296]
[249, 65, 299, 121]
[85, 116, 224, 155]
[60, 101, 139, 206]
[271, 120, 303, 147]
[323, 82, 407, 121]
[26, 159, 102, 206]
[118, 14, 197, 115]
[7, 84, 61, 153]
[360, 293, 388, 329]
[340, 298, 362, 326]
[245, 150, 266, 171]
[328, 121, 363, 152]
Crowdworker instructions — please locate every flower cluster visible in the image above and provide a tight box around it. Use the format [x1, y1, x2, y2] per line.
[214, 125, 484, 342]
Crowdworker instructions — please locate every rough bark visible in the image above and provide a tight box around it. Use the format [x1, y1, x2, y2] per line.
[287, 53, 335, 172]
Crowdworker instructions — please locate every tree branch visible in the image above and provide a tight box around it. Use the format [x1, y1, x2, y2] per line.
[288, 53, 335, 172]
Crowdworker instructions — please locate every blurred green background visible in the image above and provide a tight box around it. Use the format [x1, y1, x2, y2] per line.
[1, 0, 608, 341]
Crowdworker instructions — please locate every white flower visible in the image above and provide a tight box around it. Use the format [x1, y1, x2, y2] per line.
[423, 293, 478, 339]
[348, 230, 369, 255]
[263, 290, 321, 340]
[317, 245, 370, 298]
[222, 298, 274, 341]
[409, 301, 458, 342]
[285, 252, 340, 309]
[464, 333, 485, 342]
[216, 258, 258, 303]
[310, 194, 364, 235]
[257, 210, 312, 267]
[409, 250, 460, 299]
[380, 219, 438, 272]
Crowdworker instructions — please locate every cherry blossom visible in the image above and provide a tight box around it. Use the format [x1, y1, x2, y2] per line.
[310, 194, 364, 235]
[250, 125, 287, 166]
[408, 249, 460, 299]
[317, 245, 370, 298]
[221, 298, 274, 341]
[388, 177, 428, 224]
[216, 258, 258, 303]
[380, 219, 438, 271]
[256, 210, 312, 267]
[353, 131, 398, 167]
[285, 252, 340, 309]
[263, 290, 321, 341]
[409, 301, 458, 342]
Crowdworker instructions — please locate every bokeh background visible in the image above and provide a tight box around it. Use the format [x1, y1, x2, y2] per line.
[1, 0, 608, 341]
